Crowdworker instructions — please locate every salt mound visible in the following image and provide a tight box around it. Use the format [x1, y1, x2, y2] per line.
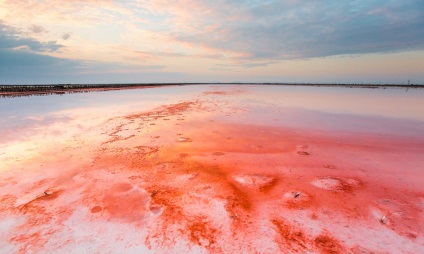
[103, 183, 151, 222]
[176, 137, 192, 142]
[233, 174, 276, 190]
[311, 177, 361, 192]
[311, 178, 341, 191]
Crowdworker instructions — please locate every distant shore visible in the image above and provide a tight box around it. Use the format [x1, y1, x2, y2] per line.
[1, 83, 423, 98]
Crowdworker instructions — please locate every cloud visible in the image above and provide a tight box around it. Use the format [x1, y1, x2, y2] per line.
[0, 21, 171, 84]
[1, 1, 423, 84]
[29, 24, 48, 34]
[1, 0, 134, 26]
[0, 48, 79, 83]
[143, 0, 424, 61]
[0, 48, 178, 84]
[62, 33, 71, 40]
[0, 21, 63, 52]
[106, 46, 158, 62]
[2, 1, 424, 62]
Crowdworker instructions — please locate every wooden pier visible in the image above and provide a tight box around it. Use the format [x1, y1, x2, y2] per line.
[0, 83, 164, 93]
[0, 83, 177, 98]
[0, 83, 423, 98]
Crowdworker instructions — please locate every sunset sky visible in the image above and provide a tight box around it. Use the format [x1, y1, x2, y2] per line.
[1, 0, 423, 84]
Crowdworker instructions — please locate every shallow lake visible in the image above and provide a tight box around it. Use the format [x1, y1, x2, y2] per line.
[0, 84, 423, 253]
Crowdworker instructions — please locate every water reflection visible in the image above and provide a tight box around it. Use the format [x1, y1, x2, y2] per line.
[242, 85, 424, 121]
[1, 85, 424, 143]
[0, 89, 96, 98]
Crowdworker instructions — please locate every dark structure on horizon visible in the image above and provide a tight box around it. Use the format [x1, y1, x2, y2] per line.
[1, 83, 422, 98]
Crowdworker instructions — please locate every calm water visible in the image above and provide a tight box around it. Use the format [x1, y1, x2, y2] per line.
[1, 85, 424, 142]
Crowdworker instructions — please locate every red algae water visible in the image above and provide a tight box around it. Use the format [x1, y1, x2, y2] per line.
[0, 85, 423, 253]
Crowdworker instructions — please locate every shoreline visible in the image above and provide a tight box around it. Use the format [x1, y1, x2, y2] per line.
[1, 83, 423, 98]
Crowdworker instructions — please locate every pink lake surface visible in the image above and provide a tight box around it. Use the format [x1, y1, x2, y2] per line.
[0, 85, 423, 253]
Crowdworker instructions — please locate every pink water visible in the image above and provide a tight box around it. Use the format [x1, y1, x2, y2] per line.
[0, 85, 423, 253]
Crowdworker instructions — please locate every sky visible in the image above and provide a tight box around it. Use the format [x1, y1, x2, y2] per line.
[0, 0, 423, 84]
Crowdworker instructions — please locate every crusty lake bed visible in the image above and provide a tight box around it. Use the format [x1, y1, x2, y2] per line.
[0, 84, 423, 253]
